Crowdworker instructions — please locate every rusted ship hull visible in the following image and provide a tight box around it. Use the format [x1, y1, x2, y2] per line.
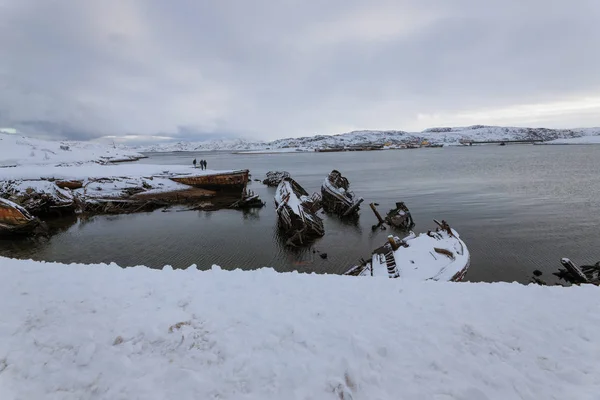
[321, 170, 363, 217]
[274, 177, 324, 245]
[0, 198, 41, 235]
[170, 170, 249, 193]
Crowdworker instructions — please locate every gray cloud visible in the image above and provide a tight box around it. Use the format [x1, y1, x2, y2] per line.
[1, 0, 599, 142]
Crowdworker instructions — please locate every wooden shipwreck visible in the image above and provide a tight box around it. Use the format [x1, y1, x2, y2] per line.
[531, 258, 600, 286]
[321, 170, 363, 217]
[263, 171, 291, 187]
[369, 201, 415, 230]
[170, 169, 250, 193]
[274, 177, 324, 245]
[0, 198, 41, 235]
[553, 258, 600, 285]
[345, 220, 470, 282]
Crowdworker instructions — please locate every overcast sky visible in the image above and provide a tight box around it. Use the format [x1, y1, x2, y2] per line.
[1, 0, 600, 143]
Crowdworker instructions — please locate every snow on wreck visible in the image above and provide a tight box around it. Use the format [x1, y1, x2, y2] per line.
[346, 220, 470, 282]
[262, 171, 290, 187]
[321, 170, 363, 217]
[0, 165, 262, 220]
[0, 198, 42, 235]
[274, 177, 324, 245]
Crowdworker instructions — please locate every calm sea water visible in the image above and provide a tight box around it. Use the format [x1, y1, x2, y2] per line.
[2, 145, 599, 283]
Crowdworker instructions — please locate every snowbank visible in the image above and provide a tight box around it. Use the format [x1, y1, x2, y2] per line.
[0, 163, 238, 182]
[0, 133, 144, 167]
[545, 135, 600, 145]
[1, 257, 599, 400]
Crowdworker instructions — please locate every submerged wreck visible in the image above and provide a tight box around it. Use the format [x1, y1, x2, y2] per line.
[263, 171, 290, 187]
[1, 181, 76, 217]
[0, 198, 42, 235]
[169, 169, 250, 192]
[370, 201, 415, 230]
[274, 177, 324, 245]
[545, 258, 600, 286]
[345, 220, 470, 282]
[321, 170, 363, 217]
[263, 171, 291, 187]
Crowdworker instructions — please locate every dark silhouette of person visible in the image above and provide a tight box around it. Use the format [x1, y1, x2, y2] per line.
[193, 158, 197, 168]
[203, 160, 208, 170]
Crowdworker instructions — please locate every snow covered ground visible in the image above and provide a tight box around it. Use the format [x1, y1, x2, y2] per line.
[545, 135, 600, 145]
[0, 164, 241, 203]
[0, 163, 238, 182]
[131, 125, 600, 152]
[1, 257, 599, 400]
[235, 148, 312, 154]
[0, 132, 144, 167]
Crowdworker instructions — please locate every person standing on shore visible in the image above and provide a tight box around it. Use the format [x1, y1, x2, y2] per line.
[200, 159, 205, 170]
[203, 160, 208, 170]
[193, 158, 197, 168]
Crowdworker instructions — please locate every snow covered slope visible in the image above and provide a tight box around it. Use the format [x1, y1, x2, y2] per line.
[1, 257, 599, 400]
[0, 132, 145, 167]
[132, 125, 600, 152]
[546, 135, 600, 145]
[139, 138, 266, 152]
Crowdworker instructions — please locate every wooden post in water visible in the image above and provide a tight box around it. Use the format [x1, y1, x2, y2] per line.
[369, 202, 385, 225]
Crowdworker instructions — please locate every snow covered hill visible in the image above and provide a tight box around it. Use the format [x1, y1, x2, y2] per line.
[131, 125, 600, 152]
[0, 132, 145, 167]
[139, 138, 267, 152]
[1, 257, 599, 400]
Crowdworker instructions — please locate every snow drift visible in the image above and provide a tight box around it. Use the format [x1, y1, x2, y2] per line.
[0, 132, 144, 167]
[1, 257, 599, 400]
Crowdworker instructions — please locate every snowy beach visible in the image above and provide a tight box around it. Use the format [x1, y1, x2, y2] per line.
[0, 133, 145, 167]
[1, 257, 599, 400]
[0, 132, 255, 217]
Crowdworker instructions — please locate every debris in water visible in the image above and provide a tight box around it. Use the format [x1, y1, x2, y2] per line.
[263, 171, 291, 187]
[274, 177, 324, 246]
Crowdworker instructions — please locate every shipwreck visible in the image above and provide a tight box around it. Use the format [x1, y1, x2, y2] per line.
[0, 198, 42, 235]
[274, 177, 324, 245]
[345, 220, 470, 282]
[263, 171, 291, 187]
[0, 168, 263, 232]
[321, 170, 363, 217]
[533, 258, 600, 286]
[169, 169, 250, 192]
[369, 201, 415, 230]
